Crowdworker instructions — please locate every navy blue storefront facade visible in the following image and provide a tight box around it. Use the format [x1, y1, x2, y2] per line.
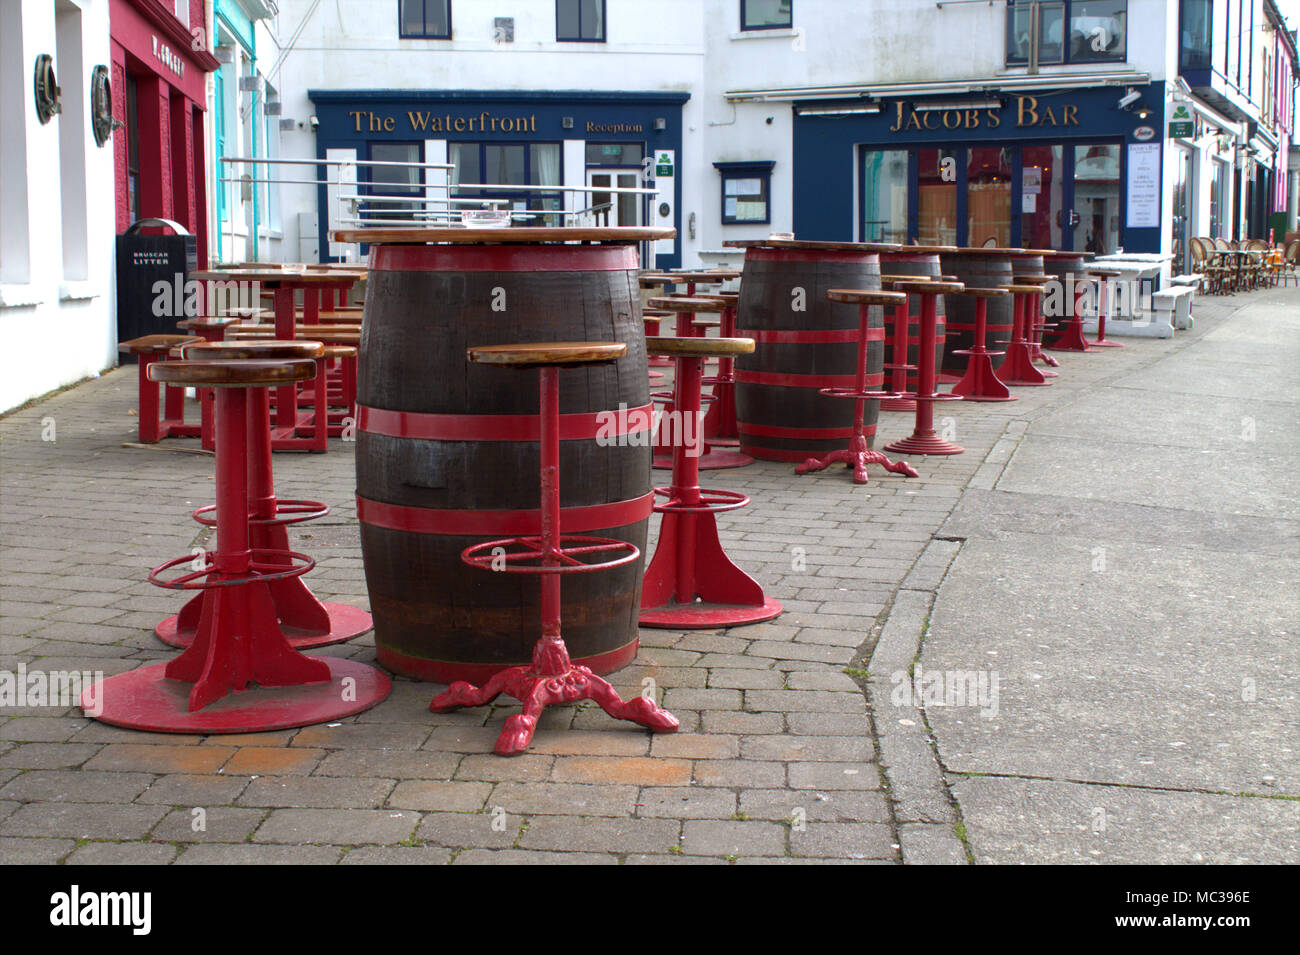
[793, 83, 1167, 256]
[308, 89, 689, 267]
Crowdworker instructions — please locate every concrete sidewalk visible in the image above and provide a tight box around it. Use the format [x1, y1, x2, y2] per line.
[0, 286, 1295, 864]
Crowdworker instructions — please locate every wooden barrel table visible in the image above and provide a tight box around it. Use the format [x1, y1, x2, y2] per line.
[937, 248, 1020, 374]
[879, 247, 952, 393]
[724, 239, 892, 462]
[333, 226, 674, 683]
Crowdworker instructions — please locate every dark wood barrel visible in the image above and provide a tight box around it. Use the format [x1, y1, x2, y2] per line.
[879, 249, 946, 392]
[938, 249, 1016, 373]
[355, 240, 652, 683]
[1040, 252, 1090, 344]
[734, 243, 883, 461]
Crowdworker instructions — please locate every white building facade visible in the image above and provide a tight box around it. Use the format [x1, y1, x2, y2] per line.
[0, 0, 117, 413]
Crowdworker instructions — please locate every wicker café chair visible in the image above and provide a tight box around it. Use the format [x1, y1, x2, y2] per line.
[1280, 240, 1300, 287]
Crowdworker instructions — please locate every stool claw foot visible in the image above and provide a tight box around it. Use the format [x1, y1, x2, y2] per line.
[586, 675, 680, 733]
[430, 669, 512, 713]
[495, 712, 540, 756]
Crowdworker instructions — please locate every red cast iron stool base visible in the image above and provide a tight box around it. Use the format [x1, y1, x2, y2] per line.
[948, 287, 1017, 402]
[881, 281, 967, 456]
[1086, 269, 1126, 347]
[429, 342, 678, 756]
[640, 336, 782, 629]
[997, 285, 1053, 387]
[155, 341, 373, 650]
[797, 289, 919, 484]
[83, 357, 390, 733]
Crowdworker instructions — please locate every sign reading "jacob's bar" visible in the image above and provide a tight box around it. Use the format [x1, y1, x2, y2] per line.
[348, 109, 539, 133]
[889, 96, 1080, 133]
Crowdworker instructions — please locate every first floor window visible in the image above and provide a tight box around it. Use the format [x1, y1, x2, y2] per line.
[741, 0, 791, 30]
[400, 0, 451, 39]
[1007, 1, 1126, 66]
[557, 0, 605, 41]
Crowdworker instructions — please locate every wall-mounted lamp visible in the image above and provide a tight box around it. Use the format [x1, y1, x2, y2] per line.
[654, 117, 667, 131]
[1133, 102, 1153, 120]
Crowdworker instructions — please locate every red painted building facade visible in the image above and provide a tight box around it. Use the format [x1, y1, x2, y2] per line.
[110, 0, 218, 265]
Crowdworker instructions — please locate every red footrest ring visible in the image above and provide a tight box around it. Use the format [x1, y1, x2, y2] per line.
[461, 535, 640, 575]
[149, 548, 315, 590]
[192, 498, 330, 528]
[652, 486, 749, 514]
[818, 387, 901, 401]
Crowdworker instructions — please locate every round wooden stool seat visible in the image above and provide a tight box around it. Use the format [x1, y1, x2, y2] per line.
[646, 296, 724, 313]
[827, 288, 908, 307]
[951, 287, 1011, 298]
[646, 336, 754, 358]
[466, 341, 627, 368]
[1001, 283, 1044, 295]
[1017, 274, 1052, 284]
[1086, 268, 1123, 277]
[148, 359, 318, 388]
[890, 280, 964, 295]
[119, 334, 201, 355]
[293, 327, 361, 344]
[643, 308, 673, 318]
[657, 270, 739, 284]
[176, 317, 240, 332]
[182, 340, 324, 362]
[697, 292, 739, 303]
[321, 345, 358, 360]
[881, 274, 930, 284]
[689, 316, 722, 328]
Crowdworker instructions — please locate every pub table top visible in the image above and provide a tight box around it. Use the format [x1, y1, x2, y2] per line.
[722, 238, 903, 253]
[191, 268, 363, 285]
[330, 226, 675, 245]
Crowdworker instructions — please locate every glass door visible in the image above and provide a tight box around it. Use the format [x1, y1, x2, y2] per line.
[966, 146, 1013, 248]
[1020, 144, 1063, 250]
[586, 170, 642, 227]
[917, 148, 958, 245]
[1171, 146, 1191, 272]
[1072, 143, 1121, 254]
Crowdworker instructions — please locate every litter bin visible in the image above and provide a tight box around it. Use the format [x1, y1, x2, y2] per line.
[116, 218, 197, 362]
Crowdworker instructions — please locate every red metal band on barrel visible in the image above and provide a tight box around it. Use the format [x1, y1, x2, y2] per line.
[734, 327, 884, 344]
[356, 492, 654, 536]
[745, 247, 879, 264]
[369, 243, 639, 273]
[358, 403, 653, 441]
[377, 640, 639, 684]
[737, 422, 861, 439]
[735, 370, 882, 389]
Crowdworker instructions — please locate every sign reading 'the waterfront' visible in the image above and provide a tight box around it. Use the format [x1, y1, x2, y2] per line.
[350, 110, 539, 133]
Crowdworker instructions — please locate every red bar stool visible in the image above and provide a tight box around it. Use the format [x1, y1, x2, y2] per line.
[796, 288, 918, 484]
[83, 355, 390, 733]
[429, 341, 679, 756]
[1014, 274, 1059, 374]
[882, 280, 966, 456]
[948, 287, 1017, 402]
[1086, 268, 1125, 347]
[154, 340, 373, 651]
[1046, 271, 1092, 353]
[996, 283, 1053, 386]
[177, 317, 241, 451]
[647, 296, 751, 470]
[640, 336, 782, 629]
[117, 335, 202, 443]
[642, 308, 674, 368]
[879, 275, 925, 412]
[697, 292, 742, 446]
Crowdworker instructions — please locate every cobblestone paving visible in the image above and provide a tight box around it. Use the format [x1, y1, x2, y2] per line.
[0, 290, 1273, 863]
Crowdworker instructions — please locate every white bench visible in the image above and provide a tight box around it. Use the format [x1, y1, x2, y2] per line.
[1170, 273, 1204, 289]
[1152, 286, 1195, 331]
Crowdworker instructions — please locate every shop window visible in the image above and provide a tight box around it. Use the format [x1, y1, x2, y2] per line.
[400, 0, 451, 39]
[585, 142, 644, 166]
[450, 142, 563, 226]
[126, 73, 141, 224]
[367, 142, 423, 221]
[741, 0, 792, 31]
[1179, 0, 1213, 70]
[557, 0, 605, 42]
[917, 149, 957, 246]
[56, 0, 88, 280]
[1007, 1, 1126, 66]
[714, 161, 774, 225]
[860, 149, 908, 244]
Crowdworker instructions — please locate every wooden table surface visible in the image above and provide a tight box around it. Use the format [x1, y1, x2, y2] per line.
[330, 226, 676, 245]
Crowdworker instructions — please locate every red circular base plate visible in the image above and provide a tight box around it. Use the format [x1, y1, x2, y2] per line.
[81, 658, 391, 734]
[883, 436, 965, 456]
[1089, 339, 1125, 347]
[639, 596, 783, 629]
[154, 602, 373, 650]
[956, 393, 1018, 403]
[653, 449, 754, 470]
